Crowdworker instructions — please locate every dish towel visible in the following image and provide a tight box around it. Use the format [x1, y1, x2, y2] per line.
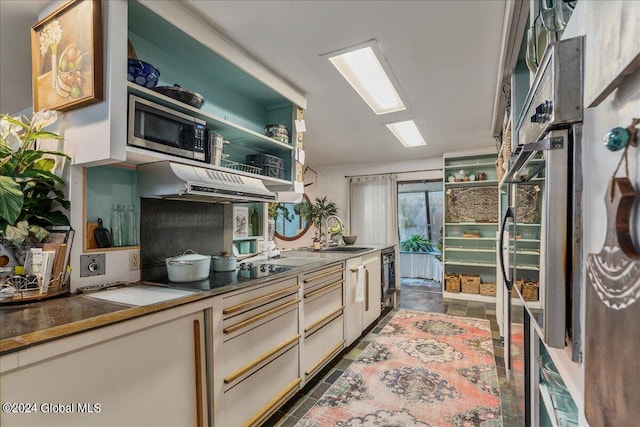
[355, 265, 365, 303]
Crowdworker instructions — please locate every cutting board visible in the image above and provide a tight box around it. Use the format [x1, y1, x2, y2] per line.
[86, 222, 98, 249]
[585, 178, 640, 426]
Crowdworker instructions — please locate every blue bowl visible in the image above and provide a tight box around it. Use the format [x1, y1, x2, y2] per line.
[127, 59, 160, 88]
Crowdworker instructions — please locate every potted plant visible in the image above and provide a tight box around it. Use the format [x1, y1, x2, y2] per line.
[0, 111, 70, 255]
[400, 234, 436, 253]
[299, 196, 337, 242]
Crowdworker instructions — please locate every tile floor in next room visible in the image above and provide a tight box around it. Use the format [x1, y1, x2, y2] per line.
[265, 278, 521, 427]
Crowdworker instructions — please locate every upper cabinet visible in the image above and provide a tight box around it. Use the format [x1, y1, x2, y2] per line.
[73, 0, 306, 189]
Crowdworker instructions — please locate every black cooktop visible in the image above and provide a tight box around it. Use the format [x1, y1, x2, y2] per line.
[142, 262, 293, 291]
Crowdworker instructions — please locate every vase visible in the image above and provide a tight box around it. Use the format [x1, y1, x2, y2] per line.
[51, 51, 58, 89]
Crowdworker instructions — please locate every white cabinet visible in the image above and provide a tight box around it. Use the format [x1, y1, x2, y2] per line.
[0, 302, 209, 427]
[301, 263, 345, 381]
[363, 252, 382, 327]
[211, 276, 301, 427]
[344, 251, 382, 347]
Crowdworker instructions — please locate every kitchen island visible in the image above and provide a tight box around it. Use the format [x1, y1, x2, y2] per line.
[0, 245, 392, 427]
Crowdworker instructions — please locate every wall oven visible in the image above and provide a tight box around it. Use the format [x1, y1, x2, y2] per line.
[500, 35, 584, 423]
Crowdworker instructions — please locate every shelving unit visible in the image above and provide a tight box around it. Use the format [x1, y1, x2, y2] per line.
[442, 151, 499, 302]
[125, 1, 301, 187]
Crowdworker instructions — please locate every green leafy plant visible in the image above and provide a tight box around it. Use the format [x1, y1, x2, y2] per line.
[400, 234, 436, 253]
[299, 196, 337, 238]
[1, 111, 70, 247]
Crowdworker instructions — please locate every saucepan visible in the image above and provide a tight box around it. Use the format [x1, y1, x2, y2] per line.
[165, 249, 211, 282]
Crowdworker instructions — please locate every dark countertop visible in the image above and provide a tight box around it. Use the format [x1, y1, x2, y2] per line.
[0, 245, 392, 355]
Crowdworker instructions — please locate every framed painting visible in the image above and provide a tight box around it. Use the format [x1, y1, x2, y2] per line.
[233, 206, 249, 239]
[31, 0, 103, 112]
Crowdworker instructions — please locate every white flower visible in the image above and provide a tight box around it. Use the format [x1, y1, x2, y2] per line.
[39, 19, 63, 56]
[31, 110, 58, 132]
[1, 117, 23, 152]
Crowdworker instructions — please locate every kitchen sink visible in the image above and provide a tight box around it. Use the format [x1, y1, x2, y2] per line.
[321, 246, 373, 253]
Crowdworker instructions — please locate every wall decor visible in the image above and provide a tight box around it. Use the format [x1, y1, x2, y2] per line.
[445, 187, 498, 223]
[515, 184, 540, 224]
[585, 177, 640, 425]
[233, 206, 249, 239]
[31, 0, 103, 112]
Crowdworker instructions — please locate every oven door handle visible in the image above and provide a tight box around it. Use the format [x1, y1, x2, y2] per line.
[499, 207, 515, 290]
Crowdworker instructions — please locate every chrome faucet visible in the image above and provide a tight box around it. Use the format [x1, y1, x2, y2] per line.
[324, 215, 344, 248]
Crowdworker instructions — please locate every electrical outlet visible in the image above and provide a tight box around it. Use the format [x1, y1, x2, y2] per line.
[129, 250, 141, 271]
[80, 254, 106, 277]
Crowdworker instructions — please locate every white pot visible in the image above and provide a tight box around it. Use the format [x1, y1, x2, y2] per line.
[212, 253, 237, 272]
[165, 251, 211, 282]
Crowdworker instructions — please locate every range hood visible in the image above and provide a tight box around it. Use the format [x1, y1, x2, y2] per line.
[137, 161, 277, 203]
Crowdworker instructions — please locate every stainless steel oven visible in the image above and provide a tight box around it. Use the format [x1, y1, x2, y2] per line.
[500, 35, 584, 424]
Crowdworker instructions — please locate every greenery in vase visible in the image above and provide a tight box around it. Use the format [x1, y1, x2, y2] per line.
[0, 111, 70, 247]
[400, 234, 436, 253]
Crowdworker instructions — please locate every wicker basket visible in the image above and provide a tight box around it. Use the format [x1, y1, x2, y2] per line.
[461, 274, 481, 294]
[512, 278, 524, 297]
[522, 280, 539, 301]
[480, 282, 496, 296]
[445, 273, 461, 293]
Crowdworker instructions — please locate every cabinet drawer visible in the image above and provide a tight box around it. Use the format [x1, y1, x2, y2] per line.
[303, 314, 344, 380]
[222, 278, 299, 339]
[221, 345, 300, 427]
[302, 263, 344, 292]
[304, 282, 343, 331]
[222, 276, 298, 316]
[221, 305, 299, 385]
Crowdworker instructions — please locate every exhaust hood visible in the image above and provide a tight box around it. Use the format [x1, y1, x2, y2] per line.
[137, 162, 277, 203]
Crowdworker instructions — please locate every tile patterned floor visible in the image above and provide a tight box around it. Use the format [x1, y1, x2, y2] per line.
[264, 279, 519, 426]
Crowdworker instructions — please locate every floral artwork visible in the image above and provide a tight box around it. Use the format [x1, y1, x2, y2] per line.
[233, 206, 249, 239]
[31, 0, 103, 112]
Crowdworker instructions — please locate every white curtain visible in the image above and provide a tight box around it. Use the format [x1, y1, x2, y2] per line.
[349, 174, 398, 245]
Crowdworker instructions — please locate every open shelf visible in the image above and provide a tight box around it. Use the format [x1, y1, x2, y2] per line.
[444, 179, 499, 187]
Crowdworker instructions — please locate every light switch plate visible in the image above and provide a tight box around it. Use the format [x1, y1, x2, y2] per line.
[80, 254, 106, 277]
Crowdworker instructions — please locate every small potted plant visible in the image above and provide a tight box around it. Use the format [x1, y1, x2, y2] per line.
[299, 196, 337, 244]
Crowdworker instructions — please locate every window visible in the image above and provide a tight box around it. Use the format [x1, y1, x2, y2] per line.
[397, 181, 443, 248]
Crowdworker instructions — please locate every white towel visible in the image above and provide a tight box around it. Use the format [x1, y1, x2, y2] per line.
[355, 265, 366, 303]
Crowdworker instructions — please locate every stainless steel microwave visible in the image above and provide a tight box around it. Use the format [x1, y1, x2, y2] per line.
[128, 95, 207, 162]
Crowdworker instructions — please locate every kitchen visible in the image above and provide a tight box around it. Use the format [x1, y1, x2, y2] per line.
[1, 1, 639, 426]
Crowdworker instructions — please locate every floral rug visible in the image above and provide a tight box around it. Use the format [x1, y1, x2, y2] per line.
[296, 310, 502, 427]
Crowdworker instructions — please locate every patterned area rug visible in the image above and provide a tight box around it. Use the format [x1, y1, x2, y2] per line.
[296, 310, 503, 427]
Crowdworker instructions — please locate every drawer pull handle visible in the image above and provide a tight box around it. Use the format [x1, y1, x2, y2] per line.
[303, 268, 343, 283]
[193, 319, 204, 427]
[224, 334, 300, 384]
[304, 306, 343, 335]
[223, 299, 300, 334]
[365, 268, 370, 311]
[304, 279, 343, 299]
[223, 285, 299, 315]
[243, 378, 302, 427]
[304, 340, 345, 378]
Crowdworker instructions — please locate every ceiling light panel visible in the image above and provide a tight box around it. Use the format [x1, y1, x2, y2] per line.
[328, 44, 406, 115]
[386, 120, 427, 147]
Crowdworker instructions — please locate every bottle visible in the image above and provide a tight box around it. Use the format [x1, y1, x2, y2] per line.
[250, 207, 260, 237]
[110, 204, 121, 247]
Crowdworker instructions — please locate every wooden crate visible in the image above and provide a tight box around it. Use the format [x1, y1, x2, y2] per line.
[480, 282, 496, 296]
[461, 274, 480, 294]
[445, 274, 461, 293]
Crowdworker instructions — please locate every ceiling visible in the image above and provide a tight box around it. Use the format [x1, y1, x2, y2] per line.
[1, 0, 507, 168]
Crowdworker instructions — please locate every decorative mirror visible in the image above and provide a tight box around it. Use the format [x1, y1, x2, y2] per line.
[271, 194, 312, 241]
